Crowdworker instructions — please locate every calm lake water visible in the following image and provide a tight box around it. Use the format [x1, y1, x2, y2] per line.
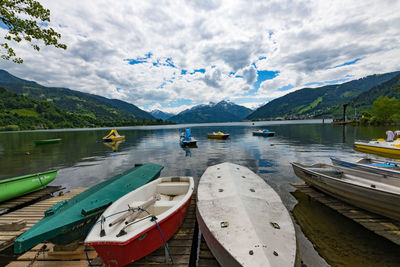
[1, 120, 400, 266]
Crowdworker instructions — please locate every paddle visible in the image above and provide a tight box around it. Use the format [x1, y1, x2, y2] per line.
[116, 194, 161, 237]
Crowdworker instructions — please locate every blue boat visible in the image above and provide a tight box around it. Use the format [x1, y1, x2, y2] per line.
[180, 128, 197, 147]
[253, 129, 275, 137]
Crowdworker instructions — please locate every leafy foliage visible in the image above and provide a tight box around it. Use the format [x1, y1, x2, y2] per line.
[0, 0, 67, 63]
[0, 87, 168, 130]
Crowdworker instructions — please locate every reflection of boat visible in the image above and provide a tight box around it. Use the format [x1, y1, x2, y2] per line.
[103, 140, 122, 151]
[331, 156, 400, 181]
[85, 176, 194, 267]
[103, 129, 125, 142]
[252, 129, 275, 137]
[197, 162, 297, 266]
[207, 131, 229, 140]
[180, 128, 197, 147]
[0, 170, 57, 203]
[33, 138, 61, 145]
[291, 162, 400, 222]
[14, 163, 163, 254]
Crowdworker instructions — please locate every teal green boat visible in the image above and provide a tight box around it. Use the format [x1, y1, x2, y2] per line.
[0, 170, 57, 203]
[14, 163, 163, 254]
[33, 138, 62, 145]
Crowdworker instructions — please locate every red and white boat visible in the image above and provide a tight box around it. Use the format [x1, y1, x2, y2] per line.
[85, 176, 194, 267]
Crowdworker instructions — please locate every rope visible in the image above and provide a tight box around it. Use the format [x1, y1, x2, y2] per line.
[141, 208, 174, 264]
[84, 209, 130, 267]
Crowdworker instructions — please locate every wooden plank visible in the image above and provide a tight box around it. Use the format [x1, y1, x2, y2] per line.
[7, 261, 91, 267]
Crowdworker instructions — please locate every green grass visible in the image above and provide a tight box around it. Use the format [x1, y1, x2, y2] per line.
[10, 109, 38, 117]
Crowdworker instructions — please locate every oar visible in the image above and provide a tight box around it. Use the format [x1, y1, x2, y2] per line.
[116, 194, 160, 237]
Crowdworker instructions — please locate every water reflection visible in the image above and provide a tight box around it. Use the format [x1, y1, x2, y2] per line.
[103, 141, 123, 152]
[0, 120, 398, 266]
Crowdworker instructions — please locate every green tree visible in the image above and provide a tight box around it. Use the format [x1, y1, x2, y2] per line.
[371, 96, 400, 123]
[0, 0, 67, 63]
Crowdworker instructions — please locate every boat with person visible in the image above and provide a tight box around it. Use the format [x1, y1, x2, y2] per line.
[354, 130, 400, 157]
[197, 162, 297, 267]
[33, 138, 61, 145]
[331, 156, 400, 181]
[103, 129, 125, 142]
[207, 131, 230, 140]
[85, 176, 194, 267]
[0, 170, 57, 203]
[252, 129, 275, 137]
[180, 128, 197, 147]
[14, 163, 163, 254]
[291, 162, 400, 222]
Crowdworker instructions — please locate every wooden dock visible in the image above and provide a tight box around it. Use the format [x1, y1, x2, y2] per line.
[6, 195, 197, 267]
[0, 186, 63, 215]
[0, 188, 86, 252]
[291, 182, 400, 246]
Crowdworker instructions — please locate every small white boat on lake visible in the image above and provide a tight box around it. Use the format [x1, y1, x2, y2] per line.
[291, 162, 400, 222]
[197, 162, 297, 267]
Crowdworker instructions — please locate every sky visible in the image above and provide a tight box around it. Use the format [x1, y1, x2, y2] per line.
[0, 0, 400, 114]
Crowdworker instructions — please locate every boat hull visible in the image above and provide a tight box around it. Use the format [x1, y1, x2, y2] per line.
[354, 141, 400, 157]
[253, 131, 274, 137]
[207, 134, 229, 140]
[33, 139, 61, 145]
[91, 196, 191, 267]
[0, 170, 57, 203]
[197, 162, 297, 267]
[292, 162, 400, 221]
[331, 157, 400, 186]
[103, 136, 125, 142]
[14, 163, 163, 254]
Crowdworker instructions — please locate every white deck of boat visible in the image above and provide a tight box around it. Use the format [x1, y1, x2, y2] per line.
[197, 162, 296, 267]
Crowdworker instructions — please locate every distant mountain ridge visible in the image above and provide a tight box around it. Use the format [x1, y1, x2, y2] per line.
[0, 70, 155, 122]
[150, 109, 175, 121]
[247, 71, 400, 119]
[169, 100, 252, 123]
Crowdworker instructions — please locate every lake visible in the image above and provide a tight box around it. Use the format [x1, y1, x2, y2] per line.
[1, 120, 400, 266]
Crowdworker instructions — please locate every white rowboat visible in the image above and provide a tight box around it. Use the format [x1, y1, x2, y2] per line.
[197, 162, 297, 267]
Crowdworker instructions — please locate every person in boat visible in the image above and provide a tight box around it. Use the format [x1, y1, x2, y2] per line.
[386, 130, 395, 142]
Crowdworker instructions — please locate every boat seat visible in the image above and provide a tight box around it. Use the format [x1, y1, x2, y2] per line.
[156, 182, 189, 195]
[154, 201, 177, 207]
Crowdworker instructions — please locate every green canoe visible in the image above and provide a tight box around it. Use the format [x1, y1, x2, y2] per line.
[33, 138, 62, 145]
[14, 163, 163, 254]
[0, 170, 57, 203]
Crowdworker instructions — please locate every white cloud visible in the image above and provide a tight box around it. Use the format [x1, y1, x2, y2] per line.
[0, 0, 399, 111]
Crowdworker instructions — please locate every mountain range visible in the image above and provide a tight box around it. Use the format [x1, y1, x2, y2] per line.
[168, 101, 252, 123]
[150, 109, 175, 121]
[248, 71, 400, 120]
[0, 70, 155, 122]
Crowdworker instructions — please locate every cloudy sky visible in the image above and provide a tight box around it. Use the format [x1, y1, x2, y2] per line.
[1, 0, 400, 113]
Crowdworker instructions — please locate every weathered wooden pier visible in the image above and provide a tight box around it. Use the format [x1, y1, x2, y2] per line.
[291, 182, 400, 246]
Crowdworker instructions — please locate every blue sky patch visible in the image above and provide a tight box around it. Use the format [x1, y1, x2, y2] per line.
[190, 68, 206, 74]
[125, 52, 152, 65]
[253, 70, 280, 90]
[181, 69, 187, 75]
[116, 87, 121, 92]
[332, 58, 362, 69]
[278, 84, 293, 91]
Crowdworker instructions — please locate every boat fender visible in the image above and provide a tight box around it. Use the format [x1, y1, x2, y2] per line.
[45, 200, 68, 217]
